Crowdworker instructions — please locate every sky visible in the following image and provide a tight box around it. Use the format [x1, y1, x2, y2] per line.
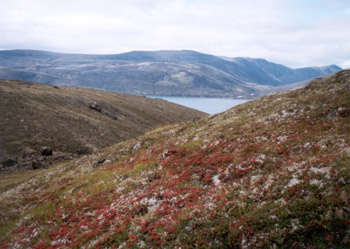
[1, 0, 350, 68]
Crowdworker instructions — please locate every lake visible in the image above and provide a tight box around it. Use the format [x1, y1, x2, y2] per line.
[148, 96, 249, 114]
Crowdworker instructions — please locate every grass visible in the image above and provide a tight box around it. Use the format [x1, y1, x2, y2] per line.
[0, 79, 206, 171]
[0, 170, 45, 194]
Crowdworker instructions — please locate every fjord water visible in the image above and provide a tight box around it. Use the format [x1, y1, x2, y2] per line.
[149, 96, 249, 114]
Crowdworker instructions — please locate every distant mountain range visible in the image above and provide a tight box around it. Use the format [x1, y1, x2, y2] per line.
[0, 49, 341, 98]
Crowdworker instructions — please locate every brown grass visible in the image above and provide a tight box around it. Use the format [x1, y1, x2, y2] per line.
[0, 79, 206, 170]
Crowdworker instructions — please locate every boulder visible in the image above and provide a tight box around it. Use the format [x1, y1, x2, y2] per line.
[88, 101, 102, 112]
[31, 161, 49, 170]
[105, 111, 118, 120]
[93, 158, 112, 168]
[41, 146, 53, 156]
[31, 161, 41, 169]
[93, 158, 106, 168]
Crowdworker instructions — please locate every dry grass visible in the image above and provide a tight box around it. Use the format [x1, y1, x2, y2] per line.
[0, 79, 206, 170]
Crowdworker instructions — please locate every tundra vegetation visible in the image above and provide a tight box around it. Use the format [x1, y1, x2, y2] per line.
[0, 79, 205, 171]
[0, 70, 349, 248]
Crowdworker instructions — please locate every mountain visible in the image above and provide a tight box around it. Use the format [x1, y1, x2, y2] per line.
[0, 79, 206, 171]
[0, 49, 341, 98]
[1, 70, 349, 248]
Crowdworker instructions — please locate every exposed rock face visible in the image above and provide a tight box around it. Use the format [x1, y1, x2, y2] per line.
[88, 101, 102, 112]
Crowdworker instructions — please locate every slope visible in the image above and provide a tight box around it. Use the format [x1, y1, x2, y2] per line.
[0, 79, 206, 171]
[0, 49, 341, 98]
[0, 70, 349, 248]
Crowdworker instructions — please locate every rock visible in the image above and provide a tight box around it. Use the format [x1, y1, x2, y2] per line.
[32, 160, 49, 169]
[53, 85, 60, 89]
[92, 158, 112, 168]
[77, 148, 90, 155]
[162, 148, 177, 158]
[326, 109, 338, 119]
[327, 107, 350, 119]
[88, 101, 102, 112]
[105, 111, 118, 120]
[93, 158, 106, 168]
[41, 147, 53, 156]
[339, 107, 350, 118]
[133, 142, 141, 151]
[31, 161, 41, 169]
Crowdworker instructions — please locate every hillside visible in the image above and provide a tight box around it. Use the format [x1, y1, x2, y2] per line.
[1, 70, 349, 248]
[0, 50, 341, 98]
[0, 79, 206, 171]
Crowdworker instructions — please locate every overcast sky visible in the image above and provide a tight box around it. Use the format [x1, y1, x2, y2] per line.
[1, 0, 349, 68]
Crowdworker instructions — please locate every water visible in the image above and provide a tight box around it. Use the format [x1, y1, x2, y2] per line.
[148, 96, 249, 114]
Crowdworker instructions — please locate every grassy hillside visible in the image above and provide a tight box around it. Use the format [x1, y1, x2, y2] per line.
[1, 70, 349, 248]
[0, 79, 206, 171]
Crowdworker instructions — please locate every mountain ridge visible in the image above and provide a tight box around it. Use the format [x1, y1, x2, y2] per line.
[0, 49, 341, 98]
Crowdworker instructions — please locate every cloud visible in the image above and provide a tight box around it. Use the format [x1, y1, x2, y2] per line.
[0, 0, 349, 68]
